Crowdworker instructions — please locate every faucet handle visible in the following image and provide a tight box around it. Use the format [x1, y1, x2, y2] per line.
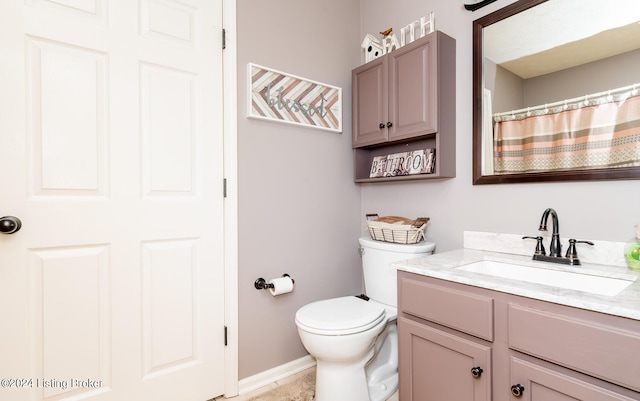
[523, 236, 546, 255]
[565, 239, 594, 259]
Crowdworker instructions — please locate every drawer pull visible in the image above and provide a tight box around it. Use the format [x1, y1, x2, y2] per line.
[510, 384, 525, 397]
[470, 366, 483, 378]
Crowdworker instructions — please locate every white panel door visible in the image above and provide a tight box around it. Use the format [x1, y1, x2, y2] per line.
[0, 1, 225, 400]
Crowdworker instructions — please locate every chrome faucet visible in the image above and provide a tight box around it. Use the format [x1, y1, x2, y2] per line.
[523, 208, 594, 266]
[539, 208, 562, 257]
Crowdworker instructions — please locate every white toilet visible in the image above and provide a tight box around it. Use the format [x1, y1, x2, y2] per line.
[295, 237, 435, 401]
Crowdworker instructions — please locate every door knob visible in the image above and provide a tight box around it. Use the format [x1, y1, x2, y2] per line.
[0, 216, 22, 234]
[470, 366, 483, 378]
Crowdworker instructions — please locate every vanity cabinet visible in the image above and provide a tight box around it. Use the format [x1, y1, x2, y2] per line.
[397, 271, 640, 401]
[351, 31, 456, 183]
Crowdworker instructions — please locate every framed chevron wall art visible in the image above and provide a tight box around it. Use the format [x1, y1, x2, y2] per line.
[248, 63, 342, 133]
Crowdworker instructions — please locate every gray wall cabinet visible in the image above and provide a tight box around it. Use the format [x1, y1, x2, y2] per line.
[352, 31, 456, 183]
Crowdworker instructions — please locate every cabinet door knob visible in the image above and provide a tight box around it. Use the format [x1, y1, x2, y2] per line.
[510, 384, 525, 397]
[386, 121, 393, 128]
[470, 366, 483, 378]
[379, 123, 385, 129]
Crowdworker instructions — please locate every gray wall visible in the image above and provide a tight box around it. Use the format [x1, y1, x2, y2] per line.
[236, 0, 362, 379]
[524, 49, 640, 106]
[489, 49, 640, 113]
[485, 59, 524, 112]
[236, 0, 640, 381]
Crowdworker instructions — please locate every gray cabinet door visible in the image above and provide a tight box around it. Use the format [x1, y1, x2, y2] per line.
[387, 34, 438, 142]
[510, 357, 637, 401]
[352, 56, 388, 147]
[398, 317, 491, 401]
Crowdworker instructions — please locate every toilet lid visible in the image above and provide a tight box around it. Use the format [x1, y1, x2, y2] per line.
[295, 296, 385, 335]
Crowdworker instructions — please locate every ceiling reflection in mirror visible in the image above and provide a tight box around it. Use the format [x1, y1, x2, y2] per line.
[473, 0, 640, 184]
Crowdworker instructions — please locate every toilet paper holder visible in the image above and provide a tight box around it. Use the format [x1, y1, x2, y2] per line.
[254, 274, 295, 290]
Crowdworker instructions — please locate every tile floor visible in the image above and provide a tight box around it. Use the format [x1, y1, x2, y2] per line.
[213, 368, 314, 401]
[213, 367, 400, 401]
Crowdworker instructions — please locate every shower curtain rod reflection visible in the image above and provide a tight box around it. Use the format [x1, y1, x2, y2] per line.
[493, 82, 640, 121]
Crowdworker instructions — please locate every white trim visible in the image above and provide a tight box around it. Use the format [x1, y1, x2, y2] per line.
[223, 0, 239, 397]
[238, 355, 317, 396]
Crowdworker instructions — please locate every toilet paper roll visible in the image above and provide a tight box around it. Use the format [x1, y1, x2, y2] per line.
[269, 276, 294, 296]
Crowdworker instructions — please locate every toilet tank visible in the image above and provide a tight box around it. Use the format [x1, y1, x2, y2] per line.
[359, 237, 435, 307]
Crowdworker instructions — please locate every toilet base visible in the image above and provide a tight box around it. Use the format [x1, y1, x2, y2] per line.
[314, 351, 373, 401]
[366, 323, 398, 401]
[310, 322, 398, 401]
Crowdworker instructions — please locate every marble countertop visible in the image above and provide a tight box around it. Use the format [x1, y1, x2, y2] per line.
[393, 248, 640, 320]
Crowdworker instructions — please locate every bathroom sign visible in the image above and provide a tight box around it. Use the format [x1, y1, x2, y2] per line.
[248, 63, 342, 133]
[370, 149, 436, 178]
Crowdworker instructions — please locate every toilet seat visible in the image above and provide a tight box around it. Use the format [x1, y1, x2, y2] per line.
[295, 296, 386, 336]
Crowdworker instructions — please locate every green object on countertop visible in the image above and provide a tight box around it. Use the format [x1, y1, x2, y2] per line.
[625, 226, 640, 271]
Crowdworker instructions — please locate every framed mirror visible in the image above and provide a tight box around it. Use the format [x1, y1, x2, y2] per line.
[472, 0, 640, 184]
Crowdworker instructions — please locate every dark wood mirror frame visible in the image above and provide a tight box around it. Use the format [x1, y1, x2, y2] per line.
[472, 0, 640, 185]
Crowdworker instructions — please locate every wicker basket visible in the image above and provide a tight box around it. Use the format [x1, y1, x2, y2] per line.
[366, 214, 429, 244]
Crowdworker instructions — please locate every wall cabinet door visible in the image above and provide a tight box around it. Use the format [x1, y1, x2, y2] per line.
[510, 358, 637, 401]
[352, 56, 388, 147]
[387, 34, 437, 142]
[398, 317, 491, 401]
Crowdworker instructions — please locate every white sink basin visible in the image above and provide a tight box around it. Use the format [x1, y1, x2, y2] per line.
[456, 260, 636, 296]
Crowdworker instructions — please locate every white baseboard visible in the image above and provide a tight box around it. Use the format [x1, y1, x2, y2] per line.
[238, 355, 316, 395]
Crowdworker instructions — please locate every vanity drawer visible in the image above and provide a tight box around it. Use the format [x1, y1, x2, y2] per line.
[399, 275, 494, 341]
[508, 303, 640, 392]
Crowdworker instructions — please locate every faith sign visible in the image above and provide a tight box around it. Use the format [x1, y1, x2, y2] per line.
[248, 63, 342, 133]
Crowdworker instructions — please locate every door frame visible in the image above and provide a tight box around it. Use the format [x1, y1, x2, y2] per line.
[222, 0, 239, 397]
